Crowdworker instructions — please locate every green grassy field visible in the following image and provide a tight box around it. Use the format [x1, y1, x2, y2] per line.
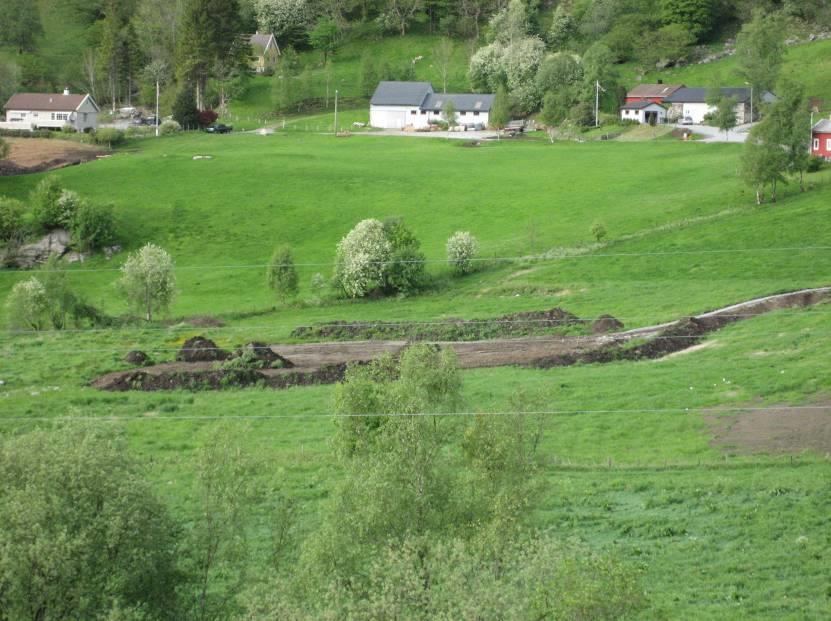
[1, 132, 830, 618]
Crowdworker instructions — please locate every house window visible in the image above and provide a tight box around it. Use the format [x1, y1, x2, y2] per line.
[410, 110, 417, 115]
[814, 138, 820, 151]
[827, 138, 831, 151]
[473, 111, 480, 116]
[420, 110, 427, 115]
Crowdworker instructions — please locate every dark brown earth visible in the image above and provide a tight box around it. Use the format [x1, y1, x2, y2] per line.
[705, 402, 831, 454]
[92, 287, 831, 392]
[0, 138, 105, 176]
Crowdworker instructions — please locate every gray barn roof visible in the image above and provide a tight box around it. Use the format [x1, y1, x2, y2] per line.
[370, 82, 434, 107]
[814, 119, 831, 133]
[666, 87, 777, 104]
[620, 100, 665, 110]
[422, 92, 495, 112]
[4, 92, 91, 112]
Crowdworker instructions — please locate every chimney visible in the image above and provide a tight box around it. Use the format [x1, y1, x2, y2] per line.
[63, 88, 70, 96]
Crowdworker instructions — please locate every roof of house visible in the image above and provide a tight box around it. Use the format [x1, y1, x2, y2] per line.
[665, 87, 776, 104]
[813, 119, 831, 133]
[626, 84, 684, 99]
[4, 92, 95, 112]
[422, 92, 495, 112]
[620, 100, 666, 111]
[370, 81, 434, 107]
[249, 33, 278, 52]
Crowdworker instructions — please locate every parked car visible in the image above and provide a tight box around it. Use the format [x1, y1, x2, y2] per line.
[679, 116, 694, 125]
[143, 115, 158, 126]
[205, 123, 233, 134]
[463, 122, 486, 131]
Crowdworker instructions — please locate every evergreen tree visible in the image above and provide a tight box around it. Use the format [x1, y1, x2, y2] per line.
[0, 0, 43, 54]
[172, 86, 200, 129]
[177, 0, 243, 110]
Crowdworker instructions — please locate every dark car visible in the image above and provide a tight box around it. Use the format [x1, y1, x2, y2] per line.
[143, 115, 158, 126]
[205, 123, 233, 134]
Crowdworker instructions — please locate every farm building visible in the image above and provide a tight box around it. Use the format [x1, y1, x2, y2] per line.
[812, 118, 831, 160]
[2, 90, 99, 132]
[620, 101, 667, 125]
[369, 81, 494, 130]
[625, 83, 684, 105]
[664, 87, 776, 124]
[249, 32, 280, 73]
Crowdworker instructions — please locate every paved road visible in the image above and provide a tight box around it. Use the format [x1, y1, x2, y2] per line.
[680, 122, 753, 143]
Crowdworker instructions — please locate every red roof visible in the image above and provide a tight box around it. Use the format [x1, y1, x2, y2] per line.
[4, 92, 91, 112]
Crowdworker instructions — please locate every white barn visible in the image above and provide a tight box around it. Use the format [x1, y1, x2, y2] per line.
[2, 90, 100, 132]
[619, 101, 667, 125]
[664, 87, 776, 125]
[369, 81, 494, 130]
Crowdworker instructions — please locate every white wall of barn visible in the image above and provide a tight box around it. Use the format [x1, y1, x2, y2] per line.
[371, 105, 489, 129]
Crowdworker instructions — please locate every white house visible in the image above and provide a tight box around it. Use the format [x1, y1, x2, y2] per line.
[619, 101, 667, 125]
[664, 87, 776, 124]
[248, 32, 280, 73]
[369, 81, 494, 130]
[2, 90, 100, 132]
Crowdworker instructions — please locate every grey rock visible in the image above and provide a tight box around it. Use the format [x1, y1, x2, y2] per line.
[64, 251, 91, 263]
[12, 229, 70, 268]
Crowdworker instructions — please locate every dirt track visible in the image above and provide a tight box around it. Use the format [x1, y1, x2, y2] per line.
[92, 286, 830, 391]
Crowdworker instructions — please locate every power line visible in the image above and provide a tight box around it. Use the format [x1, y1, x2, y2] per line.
[2, 245, 829, 275]
[0, 405, 827, 424]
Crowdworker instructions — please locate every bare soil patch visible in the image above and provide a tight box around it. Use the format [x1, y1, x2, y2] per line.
[0, 138, 104, 176]
[705, 402, 831, 454]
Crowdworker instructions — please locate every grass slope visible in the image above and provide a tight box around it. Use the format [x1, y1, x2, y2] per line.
[1, 134, 830, 618]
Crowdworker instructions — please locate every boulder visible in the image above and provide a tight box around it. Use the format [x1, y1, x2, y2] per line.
[64, 251, 91, 263]
[12, 229, 71, 268]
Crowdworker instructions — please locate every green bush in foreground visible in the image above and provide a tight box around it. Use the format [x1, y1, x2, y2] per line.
[0, 427, 181, 620]
[118, 243, 176, 321]
[266, 245, 299, 301]
[71, 200, 116, 251]
[4, 276, 48, 330]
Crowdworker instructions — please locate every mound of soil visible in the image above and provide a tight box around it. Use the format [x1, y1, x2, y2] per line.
[176, 336, 231, 362]
[95, 363, 349, 392]
[236, 342, 294, 368]
[592, 315, 624, 334]
[0, 138, 104, 176]
[124, 350, 152, 366]
[291, 307, 583, 342]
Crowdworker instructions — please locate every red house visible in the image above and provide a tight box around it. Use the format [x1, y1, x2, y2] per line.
[625, 83, 685, 105]
[812, 118, 831, 160]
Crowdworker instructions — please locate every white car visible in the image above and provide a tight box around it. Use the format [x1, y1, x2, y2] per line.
[678, 116, 695, 125]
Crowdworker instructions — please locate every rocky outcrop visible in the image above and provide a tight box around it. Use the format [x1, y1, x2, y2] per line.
[10, 229, 71, 268]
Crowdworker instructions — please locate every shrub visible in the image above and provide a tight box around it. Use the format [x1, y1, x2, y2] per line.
[30, 176, 65, 231]
[591, 220, 608, 242]
[333, 219, 391, 298]
[172, 87, 199, 129]
[446, 231, 479, 275]
[266, 245, 299, 301]
[71, 201, 116, 251]
[56, 190, 82, 228]
[91, 128, 125, 147]
[310, 272, 326, 295]
[61, 123, 75, 133]
[118, 243, 176, 322]
[198, 109, 219, 127]
[807, 156, 826, 173]
[5, 277, 48, 331]
[0, 137, 7, 159]
[159, 120, 182, 135]
[382, 218, 427, 295]
[0, 197, 25, 242]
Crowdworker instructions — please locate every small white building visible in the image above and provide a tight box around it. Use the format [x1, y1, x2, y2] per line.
[2, 90, 100, 132]
[369, 81, 494, 130]
[619, 101, 667, 125]
[664, 87, 776, 124]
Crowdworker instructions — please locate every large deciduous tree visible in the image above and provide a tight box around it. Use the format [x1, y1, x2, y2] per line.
[0, 426, 181, 620]
[660, 0, 715, 41]
[735, 10, 786, 106]
[254, 0, 311, 47]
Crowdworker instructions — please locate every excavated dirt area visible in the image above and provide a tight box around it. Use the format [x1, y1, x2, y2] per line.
[706, 402, 831, 454]
[0, 138, 104, 175]
[92, 287, 830, 392]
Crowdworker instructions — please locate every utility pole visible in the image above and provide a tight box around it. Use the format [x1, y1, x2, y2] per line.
[334, 89, 339, 134]
[155, 78, 160, 137]
[595, 80, 606, 128]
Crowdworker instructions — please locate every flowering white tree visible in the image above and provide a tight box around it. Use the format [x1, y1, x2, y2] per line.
[446, 231, 479, 275]
[333, 219, 392, 298]
[118, 243, 176, 321]
[5, 277, 48, 330]
[255, 0, 310, 43]
[469, 38, 545, 115]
